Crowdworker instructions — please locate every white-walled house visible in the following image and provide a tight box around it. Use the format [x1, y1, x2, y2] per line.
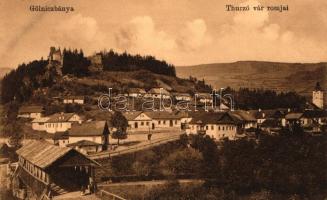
[123, 111, 182, 132]
[230, 110, 257, 129]
[31, 117, 50, 131]
[145, 111, 182, 131]
[124, 111, 153, 132]
[196, 93, 213, 104]
[68, 121, 110, 152]
[186, 112, 241, 140]
[173, 93, 192, 101]
[44, 113, 82, 133]
[18, 106, 43, 119]
[63, 96, 85, 104]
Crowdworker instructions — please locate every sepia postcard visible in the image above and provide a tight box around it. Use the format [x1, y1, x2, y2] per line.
[0, 0, 326, 199]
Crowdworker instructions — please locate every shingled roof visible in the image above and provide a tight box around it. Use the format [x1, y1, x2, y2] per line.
[189, 112, 241, 125]
[16, 140, 72, 169]
[69, 121, 109, 137]
[16, 140, 100, 169]
[18, 106, 43, 114]
[230, 110, 256, 122]
[144, 111, 182, 119]
[46, 113, 76, 123]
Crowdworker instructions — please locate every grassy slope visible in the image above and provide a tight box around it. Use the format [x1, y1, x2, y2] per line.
[66, 70, 197, 94]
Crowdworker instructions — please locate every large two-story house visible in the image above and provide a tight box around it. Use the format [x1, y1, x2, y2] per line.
[186, 112, 242, 140]
[44, 113, 82, 133]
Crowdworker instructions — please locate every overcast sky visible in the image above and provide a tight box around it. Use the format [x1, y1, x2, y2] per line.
[1, 0, 327, 69]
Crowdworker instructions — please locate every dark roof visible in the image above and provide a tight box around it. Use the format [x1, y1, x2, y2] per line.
[123, 111, 181, 120]
[16, 140, 72, 169]
[53, 132, 69, 140]
[69, 121, 109, 137]
[46, 113, 76, 123]
[230, 110, 256, 122]
[64, 96, 84, 100]
[67, 140, 102, 147]
[189, 112, 240, 125]
[145, 111, 181, 119]
[302, 110, 327, 118]
[123, 111, 143, 121]
[261, 118, 281, 128]
[249, 109, 286, 119]
[0, 143, 8, 152]
[315, 82, 322, 91]
[16, 140, 100, 169]
[18, 106, 43, 114]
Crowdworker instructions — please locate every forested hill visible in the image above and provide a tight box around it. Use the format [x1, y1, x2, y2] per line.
[0, 48, 209, 104]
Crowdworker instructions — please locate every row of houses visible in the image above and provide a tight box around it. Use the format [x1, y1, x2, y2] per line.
[18, 104, 327, 155]
[125, 87, 219, 103]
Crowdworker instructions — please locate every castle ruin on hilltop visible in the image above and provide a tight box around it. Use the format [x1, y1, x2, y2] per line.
[47, 47, 63, 75]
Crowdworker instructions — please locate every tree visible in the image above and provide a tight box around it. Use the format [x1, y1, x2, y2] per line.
[159, 148, 203, 176]
[111, 111, 128, 145]
[112, 130, 127, 146]
[111, 111, 128, 131]
[1, 102, 23, 147]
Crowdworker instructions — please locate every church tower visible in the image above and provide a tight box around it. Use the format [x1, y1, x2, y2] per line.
[312, 82, 324, 109]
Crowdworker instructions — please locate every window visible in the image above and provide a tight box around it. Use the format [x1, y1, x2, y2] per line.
[141, 122, 144, 126]
[211, 125, 214, 130]
[158, 121, 161, 125]
[206, 126, 208, 130]
[146, 122, 149, 126]
[175, 120, 178, 124]
[163, 121, 166, 125]
[218, 126, 220, 131]
[222, 126, 225, 131]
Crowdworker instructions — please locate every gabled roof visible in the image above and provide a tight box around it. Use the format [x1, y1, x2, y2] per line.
[69, 121, 108, 137]
[32, 117, 50, 123]
[249, 109, 286, 119]
[53, 132, 69, 140]
[123, 111, 143, 121]
[189, 112, 240, 125]
[18, 106, 43, 114]
[230, 110, 256, 122]
[46, 113, 77, 123]
[16, 140, 100, 169]
[16, 140, 72, 169]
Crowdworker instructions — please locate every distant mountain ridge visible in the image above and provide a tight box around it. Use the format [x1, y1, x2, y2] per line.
[176, 61, 327, 98]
